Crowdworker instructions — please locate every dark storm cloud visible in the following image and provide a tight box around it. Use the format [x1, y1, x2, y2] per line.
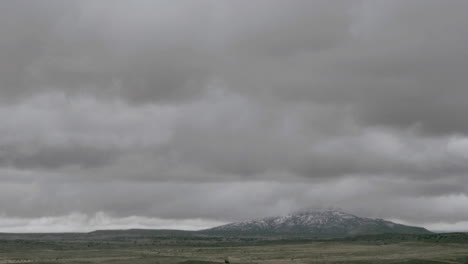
[0, 143, 116, 169]
[217, 0, 468, 135]
[0, 0, 468, 231]
[0, 0, 217, 103]
[3, 0, 468, 133]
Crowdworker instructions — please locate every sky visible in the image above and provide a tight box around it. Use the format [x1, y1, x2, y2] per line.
[0, 0, 468, 233]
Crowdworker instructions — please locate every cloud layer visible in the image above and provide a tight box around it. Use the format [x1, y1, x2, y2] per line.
[0, 0, 467, 231]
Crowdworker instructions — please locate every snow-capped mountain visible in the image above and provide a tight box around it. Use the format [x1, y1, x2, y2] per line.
[203, 210, 431, 237]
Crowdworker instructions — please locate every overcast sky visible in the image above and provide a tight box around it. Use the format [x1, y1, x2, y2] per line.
[1, 0, 468, 233]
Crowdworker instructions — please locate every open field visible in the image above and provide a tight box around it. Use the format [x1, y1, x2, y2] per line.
[1, 234, 468, 264]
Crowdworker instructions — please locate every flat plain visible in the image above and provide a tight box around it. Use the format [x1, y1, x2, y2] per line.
[1, 233, 468, 264]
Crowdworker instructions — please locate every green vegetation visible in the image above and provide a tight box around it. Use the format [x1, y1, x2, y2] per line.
[177, 261, 222, 264]
[342, 232, 468, 244]
[1, 233, 468, 264]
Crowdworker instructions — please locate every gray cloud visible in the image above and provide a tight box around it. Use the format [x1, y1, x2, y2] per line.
[0, 143, 116, 169]
[0, 0, 468, 231]
[0, 0, 217, 103]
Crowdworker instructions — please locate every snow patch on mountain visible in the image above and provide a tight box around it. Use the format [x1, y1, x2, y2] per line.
[204, 209, 431, 237]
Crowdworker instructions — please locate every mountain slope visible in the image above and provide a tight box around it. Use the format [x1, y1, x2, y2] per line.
[202, 210, 431, 238]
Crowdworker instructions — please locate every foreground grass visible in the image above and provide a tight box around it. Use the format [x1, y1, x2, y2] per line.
[1, 237, 468, 264]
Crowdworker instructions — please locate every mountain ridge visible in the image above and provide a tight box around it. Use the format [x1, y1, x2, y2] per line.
[201, 209, 432, 238]
[0, 210, 433, 239]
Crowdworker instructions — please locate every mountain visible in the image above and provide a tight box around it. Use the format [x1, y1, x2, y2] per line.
[202, 210, 432, 238]
[0, 210, 432, 240]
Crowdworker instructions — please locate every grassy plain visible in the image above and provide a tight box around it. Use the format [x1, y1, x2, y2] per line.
[1, 233, 468, 264]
